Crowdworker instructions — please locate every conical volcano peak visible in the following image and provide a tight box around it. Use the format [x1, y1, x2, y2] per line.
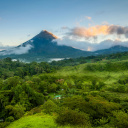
[35, 30, 58, 39]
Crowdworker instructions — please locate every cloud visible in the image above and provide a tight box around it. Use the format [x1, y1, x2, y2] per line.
[69, 25, 109, 39]
[86, 16, 92, 20]
[55, 38, 128, 51]
[0, 42, 14, 51]
[69, 25, 128, 39]
[0, 44, 33, 55]
[108, 25, 128, 37]
[55, 24, 128, 51]
[12, 44, 33, 54]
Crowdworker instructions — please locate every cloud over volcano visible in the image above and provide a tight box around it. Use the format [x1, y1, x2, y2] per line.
[69, 25, 128, 39]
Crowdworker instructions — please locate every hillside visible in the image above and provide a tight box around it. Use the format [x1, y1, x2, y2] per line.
[94, 45, 128, 55]
[0, 56, 128, 128]
[6, 114, 73, 128]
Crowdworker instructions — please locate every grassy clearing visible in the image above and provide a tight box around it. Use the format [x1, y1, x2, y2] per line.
[6, 114, 57, 128]
[55, 62, 128, 86]
[6, 113, 87, 128]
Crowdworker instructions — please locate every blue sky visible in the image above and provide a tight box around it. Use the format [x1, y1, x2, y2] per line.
[0, 0, 128, 46]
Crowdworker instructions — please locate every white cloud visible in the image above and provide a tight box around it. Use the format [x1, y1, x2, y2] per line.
[0, 42, 14, 51]
[55, 38, 128, 51]
[0, 44, 33, 55]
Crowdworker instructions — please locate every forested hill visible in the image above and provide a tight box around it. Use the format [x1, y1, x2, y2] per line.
[1, 54, 128, 128]
[1, 51, 128, 79]
[50, 51, 128, 67]
[0, 57, 55, 79]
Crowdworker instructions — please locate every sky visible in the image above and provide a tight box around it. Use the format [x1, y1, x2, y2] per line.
[0, 0, 128, 50]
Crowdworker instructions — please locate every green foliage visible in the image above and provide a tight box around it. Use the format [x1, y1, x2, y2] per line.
[41, 100, 58, 114]
[97, 117, 109, 126]
[108, 83, 128, 93]
[85, 61, 128, 72]
[47, 83, 57, 93]
[56, 108, 90, 126]
[61, 95, 86, 110]
[3, 76, 21, 90]
[6, 114, 57, 128]
[0, 58, 55, 79]
[5, 116, 14, 122]
[1, 56, 128, 128]
[0, 122, 10, 128]
[6, 113, 79, 128]
[25, 107, 42, 115]
[90, 81, 105, 90]
[87, 95, 120, 118]
[5, 104, 25, 119]
[111, 111, 128, 128]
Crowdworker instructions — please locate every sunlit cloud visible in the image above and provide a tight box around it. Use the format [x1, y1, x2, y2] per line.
[69, 25, 128, 39]
[70, 25, 109, 38]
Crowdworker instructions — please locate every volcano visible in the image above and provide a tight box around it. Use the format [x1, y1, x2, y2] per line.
[1, 30, 128, 62]
[21, 30, 90, 57]
[0, 30, 91, 62]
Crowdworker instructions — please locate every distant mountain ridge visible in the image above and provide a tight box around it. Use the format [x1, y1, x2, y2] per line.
[0, 30, 128, 62]
[94, 45, 128, 55]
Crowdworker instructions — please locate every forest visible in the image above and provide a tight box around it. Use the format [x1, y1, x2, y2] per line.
[0, 52, 128, 128]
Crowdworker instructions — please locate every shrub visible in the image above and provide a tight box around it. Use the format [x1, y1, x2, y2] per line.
[41, 100, 58, 114]
[87, 95, 121, 119]
[25, 107, 42, 115]
[108, 83, 127, 93]
[111, 111, 128, 128]
[56, 108, 90, 126]
[5, 116, 14, 122]
[5, 104, 25, 119]
[0, 122, 10, 128]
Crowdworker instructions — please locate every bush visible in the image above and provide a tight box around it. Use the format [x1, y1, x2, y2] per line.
[56, 108, 90, 126]
[0, 122, 10, 128]
[111, 111, 128, 128]
[5, 116, 14, 122]
[116, 85, 126, 93]
[91, 80, 105, 90]
[5, 104, 25, 119]
[87, 95, 120, 119]
[25, 107, 42, 115]
[41, 100, 58, 114]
